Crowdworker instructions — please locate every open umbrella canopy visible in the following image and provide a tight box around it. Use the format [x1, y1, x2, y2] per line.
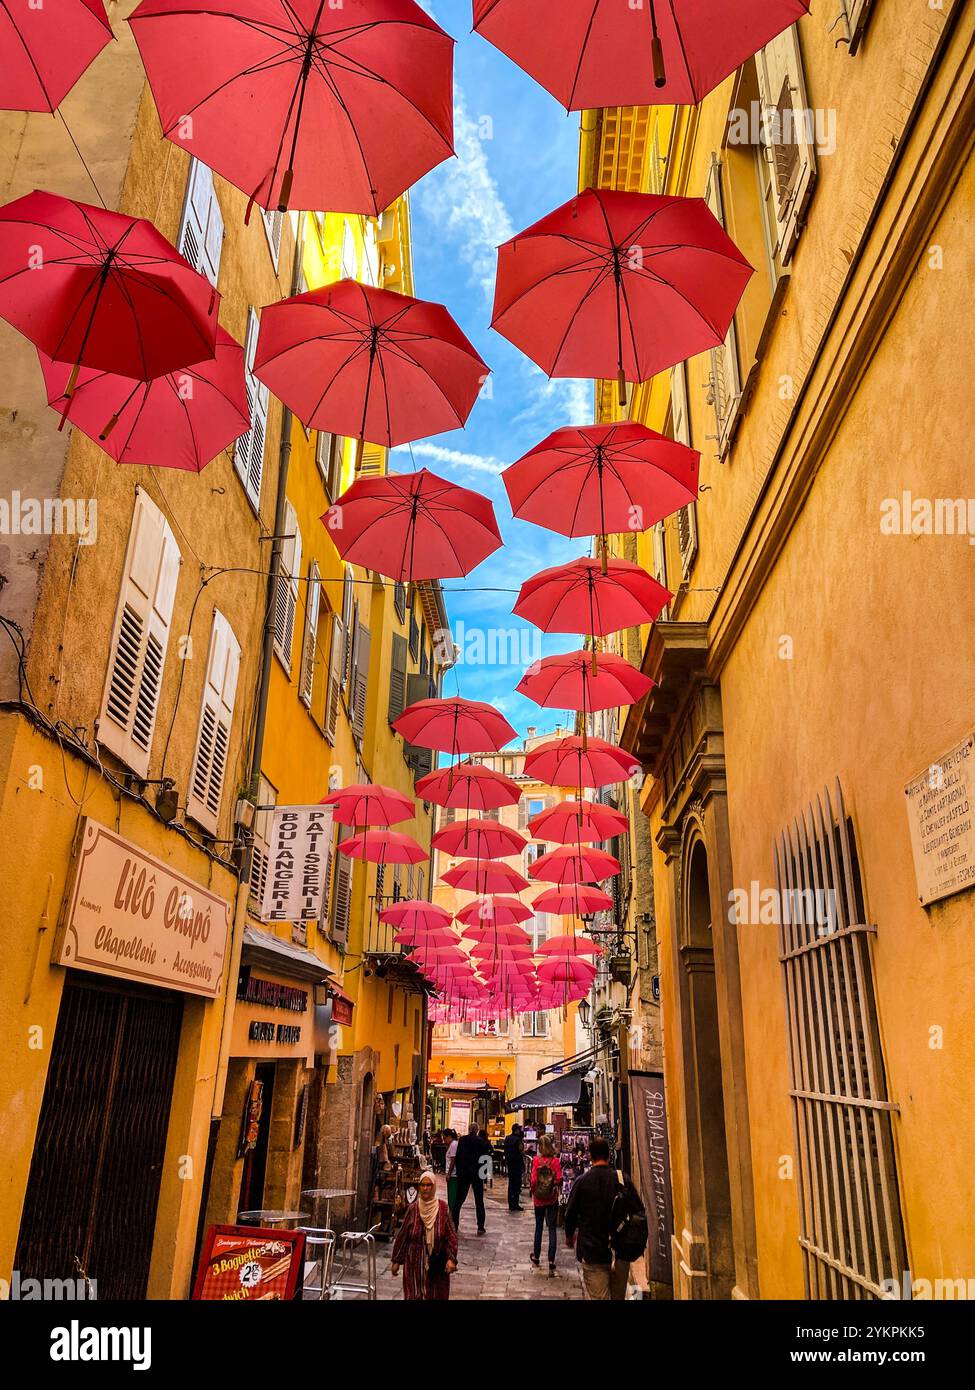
[460, 921, 534, 948]
[432, 816, 526, 859]
[322, 783, 415, 828]
[394, 698, 516, 755]
[468, 940, 533, 961]
[528, 844, 621, 885]
[514, 556, 671, 636]
[524, 735, 640, 789]
[536, 934, 602, 958]
[517, 650, 653, 712]
[378, 899, 452, 931]
[493, 187, 752, 401]
[39, 326, 248, 471]
[537, 957, 597, 983]
[416, 759, 521, 811]
[532, 885, 614, 916]
[456, 896, 533, 929]
[441, 859, 530, 894]
[394, 926, 461, 950]
[255, 281, 488, 445]
[0, 192, 219, 381]
[473, 0, 810, 111]
[503, 422, 699, 541]
[2, 0, 113, 112]
[339, 828, 427, 864]
[129, 0, 455, 215]
[325, 469, 502, 583]
[528, 799, 628, 844]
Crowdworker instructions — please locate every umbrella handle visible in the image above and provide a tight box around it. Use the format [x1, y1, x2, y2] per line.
[99, 413, 120, 441]
[353, 436, 365, 474]
[278, 168, 293, 213]
[617, 368, 627, 408]
[649, 0, 666, 87]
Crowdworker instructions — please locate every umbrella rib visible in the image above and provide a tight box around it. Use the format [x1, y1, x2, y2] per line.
[566, 0, 605, 112]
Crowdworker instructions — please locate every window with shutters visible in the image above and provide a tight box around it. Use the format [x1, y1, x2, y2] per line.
[325, 611, 345, 743]
[756, 25, 817, 266]
[671, 361, 699, 577]
[703, 155, 744, 458]
[186, 610, 241, 835]
[317, 815, 336, 932]
[394, 581, 407, 621]
[521, 1012, 550, 1039]
[235, 308, 268, 512]
[389, 632, 408, 724]
[299, 559, 320, 708]
[316, 431, 344, 502]
[261, 208, 284, 269]
[362, 221, 380, 287]
[409, 610, 420, 659]
[99, 488, 180, 778]
[340, 571, 354, 693]
[177, 160, 223, 288]
[273, 501, 302, 673]
[651, 523, 670, 622]
[839, 0, 875, 54]
[351, 621, 371, 743]
[249, 775, 277, 910]
[330, 825, 353, 947]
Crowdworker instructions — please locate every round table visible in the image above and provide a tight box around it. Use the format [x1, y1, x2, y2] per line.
[301, 1188, 356, 1231]
[238, 1209, 310, 1229]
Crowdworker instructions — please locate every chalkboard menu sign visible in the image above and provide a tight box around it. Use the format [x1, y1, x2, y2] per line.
[192, 1226, 306, 1301]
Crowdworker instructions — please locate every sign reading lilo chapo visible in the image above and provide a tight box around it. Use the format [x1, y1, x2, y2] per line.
[904, 734, 975, 907]
[55, 818, 230, 997]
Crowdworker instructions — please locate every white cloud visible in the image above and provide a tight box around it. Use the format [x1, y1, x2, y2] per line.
[390, 440, 503, 476]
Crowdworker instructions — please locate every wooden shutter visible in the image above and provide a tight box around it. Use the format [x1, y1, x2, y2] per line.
[235, 309, 268, 510]
[99, 488, 180, 777]
[389, 632, 408, 724]
[317, 816, 336, 932]
[299, 559, 320, 707]
[840, 0, 875, 54]
[316, 432, 345, 500]
[331, 827, 353, 946]
[703, 155, 744, 458]
[341, 574, 354, 691]
[325, 611, 344, 742]
[249, 775, 275, 907]
[273, 501, 301, 671]
[351, 622, 371, 741]
[756, 26, 817, 265]
[672, 362, 699, 577]
[177, 160, 223, 288]
[261, 208, 284, 269]
[186, 609, 241, 834]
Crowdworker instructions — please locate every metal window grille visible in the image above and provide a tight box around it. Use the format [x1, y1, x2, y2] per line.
[774, 779, 906, 1299]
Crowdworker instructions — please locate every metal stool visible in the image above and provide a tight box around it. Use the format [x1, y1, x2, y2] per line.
[327, 1224, 380, 1301]
[298, 1227, 336, 1301]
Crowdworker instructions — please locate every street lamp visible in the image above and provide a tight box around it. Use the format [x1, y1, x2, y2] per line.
[578, 996, 591, 1029]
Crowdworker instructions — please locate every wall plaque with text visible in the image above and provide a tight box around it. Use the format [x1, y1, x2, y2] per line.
[905, 735, 975, 907]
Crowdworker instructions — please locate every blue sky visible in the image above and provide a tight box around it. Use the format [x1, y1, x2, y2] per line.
[390, 1, 592, 740]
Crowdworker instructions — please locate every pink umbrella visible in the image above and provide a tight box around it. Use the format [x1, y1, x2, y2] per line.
[393, 926, 461, 950]
[528, 799, 628, 844]
[416, 760, 521, 811]
[517, 650, 653, 713]
[529, 845, 620, 885]
[339, 829, 427, 864]
[536, 935, 602, 958]
[440, 860, 530, 894]
[379, 899, 451, 931]
[532, 885, 614, 916]
[537, 958, 597, 983]
[456, 897, 533, 928]
[524, 735, 640, 789]
[432, 817, 527, 859]
[322, 783, 416, 829]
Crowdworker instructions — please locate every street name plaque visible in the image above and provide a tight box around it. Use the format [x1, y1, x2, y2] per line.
[905, 734, 975, 907]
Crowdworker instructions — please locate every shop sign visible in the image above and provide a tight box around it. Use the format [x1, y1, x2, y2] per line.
[230, 967, 313, 1063]
[629, 1071, 674, 1286]
[260, 805, 334, 924]
[55, 818, 230, 998]
[905, 735, 975, 906]
[192, 1226, 305, 1301]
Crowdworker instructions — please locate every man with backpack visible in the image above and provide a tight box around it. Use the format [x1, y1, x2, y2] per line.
[563, 1136, 648, 1300]
[528, 1133, 563, 1276]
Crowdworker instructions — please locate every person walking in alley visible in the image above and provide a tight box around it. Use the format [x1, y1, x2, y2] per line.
[528, 1133, 563, 1276]
[449, 1122, 492, 1235]
[564, 1137, 648, 1300]
[390, 1173, 458, 1301]
[444, 1129, 459, 1212]
[504, 1123, 525, 1212]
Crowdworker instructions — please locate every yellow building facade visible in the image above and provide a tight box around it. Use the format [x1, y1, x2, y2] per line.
[581, 0, 975, 1300]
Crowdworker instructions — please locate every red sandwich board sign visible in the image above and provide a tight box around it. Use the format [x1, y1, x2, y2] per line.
[192, 1226, 306, 1301]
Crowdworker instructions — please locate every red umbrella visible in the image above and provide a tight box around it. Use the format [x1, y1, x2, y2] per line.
[460, 921, 533, 947]
[432, 817, 526, 859]
[456, 897, 532, 929]
[0, 192, 218, 387]
[129, 0, 454, 215]
[537, 957, 596, 984]
[378, 899, 451, 931]
[394, 698, 516, 757]
[394, 926, 461, 950]
[528, 799, 628, 844]
[441, 860, 530, 894]
[514, 557, 670, 637]
[339, 829, 427, 864]
[324, 469, 502, 583]
[536, 934, 601, 958]
[38, 326, 248, 470]
[416, 759, 521, 811]
[517, 650, 653, 713]
[473, 1, 810, 111]
[322, 783, 415, 829]
[529, 845, 620, 885]
[411, 943, 469, 964]
[533, 885, 614, 916]
[524, 735, 640, 789]
[255, 282, 489, 447]
[469, 940, 533, 961]
[493, 187, 752, 404]
[2, 0, 113, 112]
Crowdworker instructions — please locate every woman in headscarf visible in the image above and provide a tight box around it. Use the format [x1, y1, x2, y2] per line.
[390, 1172, 458, 1301]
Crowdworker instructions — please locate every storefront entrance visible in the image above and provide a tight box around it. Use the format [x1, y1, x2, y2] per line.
[16, 973, 183, 1300]
[238, 1062, 276, 1215]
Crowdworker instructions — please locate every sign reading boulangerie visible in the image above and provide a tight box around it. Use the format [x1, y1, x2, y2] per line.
[55, 818, 230, 998]
[260, 805, 334, 924]
[629, 1071, 674, 1285]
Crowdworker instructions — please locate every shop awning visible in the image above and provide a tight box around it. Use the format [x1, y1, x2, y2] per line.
[241, 924, 334, 984]
[505, 1069, 587, 1113]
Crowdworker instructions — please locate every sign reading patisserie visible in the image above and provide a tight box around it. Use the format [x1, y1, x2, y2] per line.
[54, 818, 231, 998]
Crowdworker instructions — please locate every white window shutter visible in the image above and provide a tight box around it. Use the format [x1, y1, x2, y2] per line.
[703, 155, 744, 457]
[261, 208, 284, 269]
[273, 502, 301, 671]
[187, 610, 241, 834]
[249, 775, 275, 906]
[325, 612, 344, 742]
[671, 362, 699, 577]
[299, 559, 321, 707]
[99, 489, 180, 777]
[178, 160, 223, 288]
[756, 27, 817, 264]
[235, 308, 267, 510]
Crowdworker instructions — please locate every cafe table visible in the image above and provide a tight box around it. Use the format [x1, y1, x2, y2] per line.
[238, 1209, 310, 1229]
[301, 1188, 357, 1232]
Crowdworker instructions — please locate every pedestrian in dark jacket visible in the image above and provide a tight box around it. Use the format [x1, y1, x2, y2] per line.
[449, 1124, 492, 1234]
[564, 1137, 640, 1300]
[503, 1124, 525, 1212]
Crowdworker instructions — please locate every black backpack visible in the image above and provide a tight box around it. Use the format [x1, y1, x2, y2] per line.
[610, 1170, 649, 1261]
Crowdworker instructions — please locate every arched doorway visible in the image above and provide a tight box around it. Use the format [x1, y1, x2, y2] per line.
[680, 837, 735, 1298]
